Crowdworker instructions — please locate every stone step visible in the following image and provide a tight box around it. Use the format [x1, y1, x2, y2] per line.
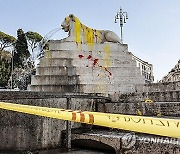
[31, 75, 79, 85]
[31, 76, 143, 86]
[39, 58, 73, 67]
[72, 59, 136, 67]
[44, 49, 133, 59]
[36, 66, 76, 76]
[74, 67, 142, 77]
[30, 84, 82, 93]
[78, 76, 144, 84]
[30, 83, 136, 94]
[39, 57, 136, 68]
[36, 65, 141, 77]
[31, 75, 142, 86]
[49, 41, 128, 53]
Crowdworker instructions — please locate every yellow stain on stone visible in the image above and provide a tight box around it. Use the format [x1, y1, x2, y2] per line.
[104, 44, 111, 67]
[156, 110, 162, 117]
[83, 26, 94, 50]
[87, 28, 94, 44]
[45, 50, 52, 58]
[65, 16, 70, 23]
[97, 72, 106, 93]
[73, 16, 99, 49]
[96, 47, 111, 93]
[74, 17, 81, 45]
[137, 109, 143, 116]
[97, 84, 103, 93]
[95, 31, 101, 43]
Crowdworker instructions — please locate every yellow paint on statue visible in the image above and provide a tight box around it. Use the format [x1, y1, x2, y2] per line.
[84, 27, 94, 50]
[73, 17, 96, 49]
[104, 44, 111, 67]
[74, 17, 81, 45]
[65, 16, 70, 23]
[95, 31, 101, 43]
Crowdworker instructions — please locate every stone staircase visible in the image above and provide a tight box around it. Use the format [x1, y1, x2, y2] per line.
[30, 40, 145, 94]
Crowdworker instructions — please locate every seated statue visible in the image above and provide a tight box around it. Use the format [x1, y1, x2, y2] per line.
[61, 14, 121, 44]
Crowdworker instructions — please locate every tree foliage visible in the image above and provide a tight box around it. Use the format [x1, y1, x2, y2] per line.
[14, 29, 29, 68]
[10, 66, 35, 90]
[0, 50, 11, 87]
[0, 31, 16, 51]
[0, 29, 44, 89]
[25, 31, 43, 54]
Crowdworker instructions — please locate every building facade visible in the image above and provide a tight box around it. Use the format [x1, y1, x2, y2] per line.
[132, 55, 154, 83]
[161, 60, 180, 82]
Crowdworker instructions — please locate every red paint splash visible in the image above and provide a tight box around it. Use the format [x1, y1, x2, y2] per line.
[78, 54, 84, 59]
[104, 67, 112, 76]
[93, 59, 99, 66]
[87, 55, 92, 59]
[78, 54, 112, 78]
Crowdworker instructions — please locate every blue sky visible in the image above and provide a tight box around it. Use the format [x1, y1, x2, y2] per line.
[1, 0, 180, 81]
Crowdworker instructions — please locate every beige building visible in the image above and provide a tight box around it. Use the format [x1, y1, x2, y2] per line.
[132, 54, 154, 83]
[161, 59, 180, 82]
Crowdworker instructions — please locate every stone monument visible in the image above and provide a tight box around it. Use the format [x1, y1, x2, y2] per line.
[30, 14, 145, 94]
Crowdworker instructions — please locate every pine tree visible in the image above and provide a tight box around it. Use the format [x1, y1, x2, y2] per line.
[14, 29, 29, 68]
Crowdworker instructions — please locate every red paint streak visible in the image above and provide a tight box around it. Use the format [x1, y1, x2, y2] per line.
[98, 65, 112, 76]
[78, 54, 84, 59]
[87, 55, 92, 59]
[78, 54, 112, 78]
[104, 67, 112, 76]
[93, 59, 99, 66]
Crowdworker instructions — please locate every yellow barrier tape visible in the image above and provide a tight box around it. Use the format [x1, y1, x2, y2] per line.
[0, 102, 179, 138]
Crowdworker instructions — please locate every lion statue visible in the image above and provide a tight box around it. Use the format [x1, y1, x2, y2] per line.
[61, 14, 121, 44]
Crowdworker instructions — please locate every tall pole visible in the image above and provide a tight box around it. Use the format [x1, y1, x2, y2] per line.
[114, 7, 128, 43]
[66, 97, 71, 150]
[11, 50, 14, 90]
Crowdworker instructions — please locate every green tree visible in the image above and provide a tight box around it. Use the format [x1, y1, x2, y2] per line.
[0, 31, 16, 51]
[14, 29, 29, 68]
[25, 31, 42, 54]
[0, 50, 11, 87]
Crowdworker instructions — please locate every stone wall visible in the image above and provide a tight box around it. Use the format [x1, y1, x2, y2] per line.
[97, 102, 180, 117]
[98, 82, 180, 117]
[109, 81, 180, 102]
[0, 96, 95, 151]
[0, 91, 109, 100]
[136, 81, 180, 92]
[116, 91, 180, 102]
[0, 90, 179, 151]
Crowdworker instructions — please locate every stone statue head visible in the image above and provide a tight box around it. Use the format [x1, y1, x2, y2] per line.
[61, 14, 75, 32]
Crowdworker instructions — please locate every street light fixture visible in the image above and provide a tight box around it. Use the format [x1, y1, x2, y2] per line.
[114, 7, 128, 43]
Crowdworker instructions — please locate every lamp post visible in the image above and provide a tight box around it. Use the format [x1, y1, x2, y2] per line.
[114, 7, 128, 43]
[11, 49, 14, 90]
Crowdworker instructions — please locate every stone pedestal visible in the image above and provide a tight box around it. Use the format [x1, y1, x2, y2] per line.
[30, 40, 145, 94]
